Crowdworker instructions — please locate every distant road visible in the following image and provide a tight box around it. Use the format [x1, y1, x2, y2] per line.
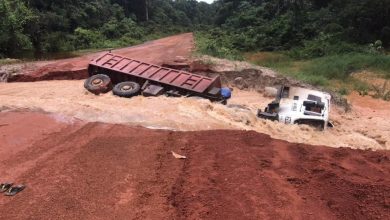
[7, 33, 194, 82]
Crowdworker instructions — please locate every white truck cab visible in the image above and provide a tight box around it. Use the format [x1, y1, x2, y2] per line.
[258, 86, 333, 130]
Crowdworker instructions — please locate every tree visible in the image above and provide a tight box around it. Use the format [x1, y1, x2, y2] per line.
[0, 0, 38, 56]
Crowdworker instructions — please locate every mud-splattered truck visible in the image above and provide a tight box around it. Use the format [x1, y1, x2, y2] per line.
[84, 52, 231, 103]
[258, 86, 333, 130]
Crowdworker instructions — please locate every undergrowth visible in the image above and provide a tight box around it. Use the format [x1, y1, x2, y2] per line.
[244, 51, 390, 100]
[194, 31, 243, 60]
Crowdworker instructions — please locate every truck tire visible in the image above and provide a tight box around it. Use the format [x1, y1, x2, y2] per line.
[84, 74, 112, 95]
[113, 81, 141, 98]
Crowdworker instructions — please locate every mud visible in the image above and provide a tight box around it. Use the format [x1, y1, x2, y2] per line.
[0, 80, 389, 150]
[190, 55, 299, 90]
[0, 111, 389, 220]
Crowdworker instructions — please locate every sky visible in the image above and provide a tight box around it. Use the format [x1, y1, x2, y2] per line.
[197, 0, 215, 4]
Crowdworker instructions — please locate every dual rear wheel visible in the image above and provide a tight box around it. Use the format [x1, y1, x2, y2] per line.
[112, 81, 141, 97]
[84, 74, 141, 98]
[84, 74, 112, 95]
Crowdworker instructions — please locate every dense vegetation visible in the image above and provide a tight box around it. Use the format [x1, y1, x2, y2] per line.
[195, 0, 390, 98]
[0, 0, 215, 57]
[197, 0, 390, 56]
[1, 0, 389, 57]
[1, 0, 389, 96]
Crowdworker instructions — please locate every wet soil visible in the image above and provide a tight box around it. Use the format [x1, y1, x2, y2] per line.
[0, 111, 389, 220]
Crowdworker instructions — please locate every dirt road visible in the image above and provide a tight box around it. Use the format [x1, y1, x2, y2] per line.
[0, 111, 389, 220]
[4, 33, 194, 82]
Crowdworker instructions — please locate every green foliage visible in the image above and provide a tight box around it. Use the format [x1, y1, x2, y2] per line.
[295, 72, 329, 86]
[43, 32, 75, 52]
[303, 53, 390, 80]
[209, 0, 390, 54]
[188, 0, 390, 93]
[288, 34, 365, 59]
[101, 18, 142, 39]
[251, 52, 390, 87]
[338, 87, 350, 96]
[74, 28, 105, 49]
[0, 0, 38, 56]
[195, 31, 243, 60]
[119, 33, 143, 46]
[0, 0, 214, 57]
[2, 0, 390, 64]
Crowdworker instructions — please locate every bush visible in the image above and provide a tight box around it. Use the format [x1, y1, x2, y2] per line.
[289, 34, 364, 59]
[119, 33, 142, 46]
[101, 18, 143, 39]
[252, 51, 390, 88]
[43, 32, 75, 52]
[338, 87, 350, 96]
[295, 72, 329, 86]
[74, 28, 105, 49]
[302, 53, 390, 80]
[195, 31, 243, 60]
[0, 0, 37, 55]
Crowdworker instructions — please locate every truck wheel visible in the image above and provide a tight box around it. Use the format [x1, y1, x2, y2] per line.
[113, 81, 141, 98]
[84, 74, 112, 95]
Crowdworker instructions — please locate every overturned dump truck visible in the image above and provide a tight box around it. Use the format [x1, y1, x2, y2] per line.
[84, 52, 231, 103]
[258, 86, 333, 130]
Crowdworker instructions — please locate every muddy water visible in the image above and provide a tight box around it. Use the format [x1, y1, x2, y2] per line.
[0, 80, 389, 150]
[10, 50, 79, 61]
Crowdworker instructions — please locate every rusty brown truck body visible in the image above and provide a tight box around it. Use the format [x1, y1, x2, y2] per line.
[84, 52, 229, 103]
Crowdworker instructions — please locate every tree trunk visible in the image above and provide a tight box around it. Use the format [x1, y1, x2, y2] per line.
[145, 0, 149, 21]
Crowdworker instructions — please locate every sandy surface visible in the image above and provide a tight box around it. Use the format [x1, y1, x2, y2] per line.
[0, 111, 389, 220]
[0, 80, 389, 150]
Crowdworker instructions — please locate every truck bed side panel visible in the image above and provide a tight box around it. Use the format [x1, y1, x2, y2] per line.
[90, 53, 220, 94]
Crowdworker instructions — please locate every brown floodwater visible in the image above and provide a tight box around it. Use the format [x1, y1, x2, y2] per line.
[1, 80, 389, 150]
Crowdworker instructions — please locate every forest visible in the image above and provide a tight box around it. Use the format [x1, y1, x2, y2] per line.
[1, 0, 389, 60]
[0, 0, 213, 56]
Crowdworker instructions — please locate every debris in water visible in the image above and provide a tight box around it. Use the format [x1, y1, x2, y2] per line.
[172, 151, 187, 159]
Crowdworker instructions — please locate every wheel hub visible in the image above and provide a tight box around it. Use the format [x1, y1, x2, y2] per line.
[92, 78, 103, 85]
[121, 85, 133, 91]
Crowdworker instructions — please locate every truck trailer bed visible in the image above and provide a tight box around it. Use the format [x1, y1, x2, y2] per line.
[88, 53, 221, 94]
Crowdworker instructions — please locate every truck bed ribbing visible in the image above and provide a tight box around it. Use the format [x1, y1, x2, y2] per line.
[89, 53, 221, 94]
